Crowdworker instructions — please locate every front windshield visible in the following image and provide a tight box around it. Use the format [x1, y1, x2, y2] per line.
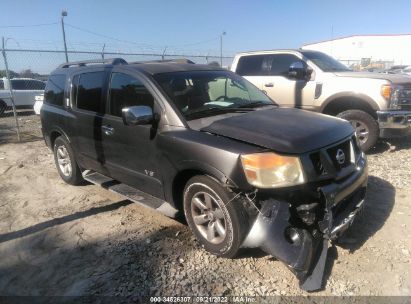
[301, 51, 351, 72]
[154, 70, 275, 120]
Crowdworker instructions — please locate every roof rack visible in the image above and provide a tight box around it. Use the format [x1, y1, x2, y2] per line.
[131, 58, 195, 64]
[58, 58, 128, 69]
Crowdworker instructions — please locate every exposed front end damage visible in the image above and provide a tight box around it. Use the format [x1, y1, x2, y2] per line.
[240, 156, 368, 291]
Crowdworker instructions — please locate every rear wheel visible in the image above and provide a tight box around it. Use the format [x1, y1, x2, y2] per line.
[337, 110, 378, 151]
[53, 136, 84, 185]
[183, 175, 248, 258]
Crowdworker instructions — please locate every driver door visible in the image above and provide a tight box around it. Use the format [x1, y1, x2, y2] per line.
[101, 70, 164, 198]
[260, 54, 317, 110]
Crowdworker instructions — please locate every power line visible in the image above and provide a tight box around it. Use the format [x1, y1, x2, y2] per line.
[65, 23, 155, 48]
[0, 22, 58, 28]
[65, 22, 220, 49]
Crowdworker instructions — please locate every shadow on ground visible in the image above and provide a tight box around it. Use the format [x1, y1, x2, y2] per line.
[367, 136, 411, 154]
[0, 198, 193, 301]
[321, 175, 395, 288]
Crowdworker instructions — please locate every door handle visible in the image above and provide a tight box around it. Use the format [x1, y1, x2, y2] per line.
[264, 83, 274, 87]
[102, 125, 115, 136]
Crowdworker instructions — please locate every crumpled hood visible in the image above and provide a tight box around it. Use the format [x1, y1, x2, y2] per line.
[201, 108, 354, 154]
[334, 71, 411, 85]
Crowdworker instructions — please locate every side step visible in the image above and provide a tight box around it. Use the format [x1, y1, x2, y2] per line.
[82, 170, 179, 218]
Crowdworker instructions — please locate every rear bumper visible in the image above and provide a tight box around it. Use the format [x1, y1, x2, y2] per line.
[241, 155, 368, 290]
[377, 110, 411, 138]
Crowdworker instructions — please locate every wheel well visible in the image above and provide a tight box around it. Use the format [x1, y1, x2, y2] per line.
[172, 169, 206, 213]
[49, 131, 62, 148]
[322, 97, 377, 119]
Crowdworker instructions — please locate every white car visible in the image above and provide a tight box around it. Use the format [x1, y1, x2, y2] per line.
[0, 77, 45, 115]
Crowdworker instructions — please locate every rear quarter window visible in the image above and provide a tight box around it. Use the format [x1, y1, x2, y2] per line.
[236, 55, 265, 76]
[45, 75, 66, 107]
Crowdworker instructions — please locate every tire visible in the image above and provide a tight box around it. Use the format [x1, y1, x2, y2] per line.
[53, 136, 84, 185]
[183, 175, 249, 258]
[337, 110, 379, 152]
[0, 100, 6, 116]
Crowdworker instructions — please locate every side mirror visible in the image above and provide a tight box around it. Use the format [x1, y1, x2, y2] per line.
[288, 61, 310, 80]
[122, 105, 153, 125]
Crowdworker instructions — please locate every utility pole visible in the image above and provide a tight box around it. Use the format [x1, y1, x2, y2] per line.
[220, 31, 226, 67]
[61, 10, 68, 62]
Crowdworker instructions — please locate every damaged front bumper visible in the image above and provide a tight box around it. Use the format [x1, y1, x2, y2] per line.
[241, 156, 368, 291]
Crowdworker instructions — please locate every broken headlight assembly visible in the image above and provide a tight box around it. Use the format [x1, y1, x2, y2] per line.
[240, 152, 306, 188]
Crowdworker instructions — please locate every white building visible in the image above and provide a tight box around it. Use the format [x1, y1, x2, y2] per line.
[302, 34, 411, 69]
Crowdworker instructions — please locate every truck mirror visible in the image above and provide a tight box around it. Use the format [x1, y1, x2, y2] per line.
[288, 61, 309, 80]
[122, 105, 153, 125]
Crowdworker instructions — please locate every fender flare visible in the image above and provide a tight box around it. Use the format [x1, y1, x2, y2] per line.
[320, 92, 380, 113]
[175, 160, 238, 189]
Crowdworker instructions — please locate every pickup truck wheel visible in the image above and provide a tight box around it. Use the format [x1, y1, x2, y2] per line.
[53, 136, 84, 185]
[183, 175, 248, 258]
[337, 110, 378, 151]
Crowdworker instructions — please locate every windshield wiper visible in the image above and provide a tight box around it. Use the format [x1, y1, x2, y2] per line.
[185, 107, 254, 119]
[237, 101, 276, 108]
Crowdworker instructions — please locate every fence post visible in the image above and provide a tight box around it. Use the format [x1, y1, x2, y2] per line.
[101, 43, 105, 60]
[1, 37, 20, 141]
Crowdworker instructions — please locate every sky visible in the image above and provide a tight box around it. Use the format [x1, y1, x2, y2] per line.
[0, 0, 410, 72]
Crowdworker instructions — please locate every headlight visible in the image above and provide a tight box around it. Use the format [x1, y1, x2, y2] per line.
[381, 84, 403, 109]
[240, 152, 305, 188]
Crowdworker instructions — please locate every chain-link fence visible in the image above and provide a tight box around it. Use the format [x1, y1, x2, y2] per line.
[0, 46, 233, 144]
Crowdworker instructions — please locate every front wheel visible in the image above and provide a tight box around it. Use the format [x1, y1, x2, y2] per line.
[183, 175, 249, 258]
[337, 110, 379, 152]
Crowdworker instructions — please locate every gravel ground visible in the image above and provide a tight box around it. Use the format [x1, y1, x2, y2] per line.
[0, 114, 410, 300]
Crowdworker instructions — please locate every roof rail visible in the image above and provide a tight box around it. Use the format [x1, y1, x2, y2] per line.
[58, 58, 128, 69]
[131, 58, 195, 64]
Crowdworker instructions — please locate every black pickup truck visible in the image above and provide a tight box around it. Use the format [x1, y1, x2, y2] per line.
[41, 58, 368, 291]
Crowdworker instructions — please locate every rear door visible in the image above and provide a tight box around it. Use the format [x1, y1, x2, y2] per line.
[101, 69, 164, 198]
[10, 80, 32, 107]
[70, 69, 108, 173]
[235, 55, 265, 90]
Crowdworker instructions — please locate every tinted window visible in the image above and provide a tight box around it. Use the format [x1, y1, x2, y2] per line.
[236, 55, 265, 76]
[11, 80, 27, 90]
[28, 80, 46, 90]
[0, 80, 3, 90]
[109, 73, 154, 117]
[266, 54, 301, 76]
[76, 72, 105, 113]
[44, 75, 66, 106]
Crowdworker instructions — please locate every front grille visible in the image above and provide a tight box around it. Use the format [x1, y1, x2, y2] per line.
[399, 87, 411, 110]
[309, 137, 358, 177]
[310, 152, 328, 176]
[326, 140, 351, 170]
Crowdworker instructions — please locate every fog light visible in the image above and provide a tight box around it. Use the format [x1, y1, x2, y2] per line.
[296, 203, 318, 225]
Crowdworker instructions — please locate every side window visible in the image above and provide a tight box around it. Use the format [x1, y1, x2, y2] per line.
[0, 80, 4, 90]
[236, 55, 265, 76]
[109, 72, 154, 117]
[76, 71, 105, 113]
[29, 80, 46, 90]
[11, 80, 25, 90]
[267, 54, 302, 76]
[44, 75, 66, 106]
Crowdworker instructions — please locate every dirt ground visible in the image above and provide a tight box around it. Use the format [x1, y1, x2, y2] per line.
[0, 114, 410, 300]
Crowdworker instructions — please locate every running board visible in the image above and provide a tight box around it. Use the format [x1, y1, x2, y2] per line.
[82, 170, 179, 218]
